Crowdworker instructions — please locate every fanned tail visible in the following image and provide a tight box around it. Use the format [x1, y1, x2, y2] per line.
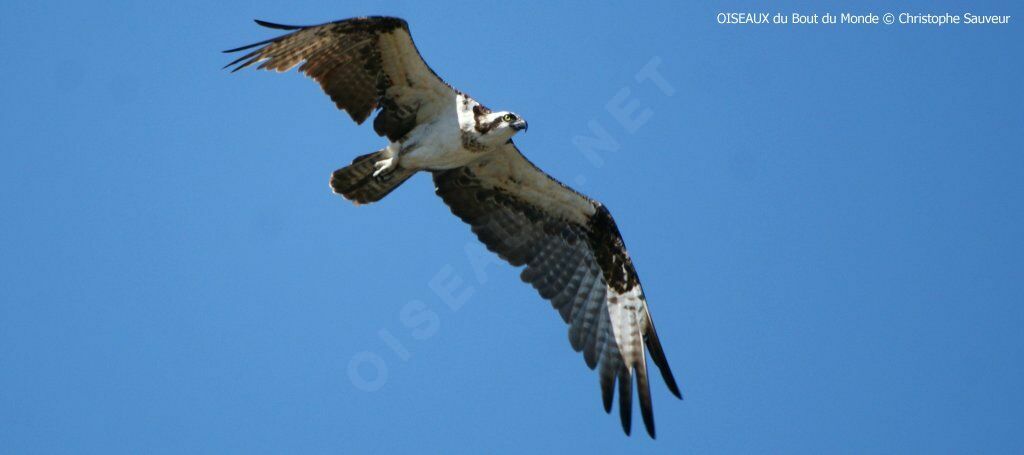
[330, 150, 415, 205]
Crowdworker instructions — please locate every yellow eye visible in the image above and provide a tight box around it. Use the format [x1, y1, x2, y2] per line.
[502, 114, 516, 122]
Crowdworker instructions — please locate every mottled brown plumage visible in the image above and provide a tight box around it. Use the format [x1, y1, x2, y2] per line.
[432, 144, 681, 437]
[224, 17, 452, 141]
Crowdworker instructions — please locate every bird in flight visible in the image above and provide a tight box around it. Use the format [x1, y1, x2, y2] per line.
[224, 16, 681, 438]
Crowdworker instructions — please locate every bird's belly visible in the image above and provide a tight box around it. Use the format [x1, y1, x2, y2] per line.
[400, 129, 482, 171]
[402, 147, 480, 170]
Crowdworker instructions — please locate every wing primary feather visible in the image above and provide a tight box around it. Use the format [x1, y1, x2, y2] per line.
[618, 368, 633, 436]
[600, 370, 615, 414]
[222, 36, 280, 54]
[636, 359, 656, 438]
[568, 283, 597, 350]
[582, 294, 609, 370]
[645, 316, 683, 399]
[223, 49, 263, 71]
[254, 19, 308, 30]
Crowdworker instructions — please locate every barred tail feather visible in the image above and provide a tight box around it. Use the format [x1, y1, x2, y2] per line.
[330, 151, 415, 205]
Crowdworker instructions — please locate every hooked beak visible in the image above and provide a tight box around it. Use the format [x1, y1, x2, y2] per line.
[512, 119, 528, 132]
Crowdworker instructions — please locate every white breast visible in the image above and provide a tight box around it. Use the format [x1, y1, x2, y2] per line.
[398, 94, 491, 171]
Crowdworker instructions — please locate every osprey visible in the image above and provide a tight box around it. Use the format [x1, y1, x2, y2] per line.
[225, 16, 681, 437]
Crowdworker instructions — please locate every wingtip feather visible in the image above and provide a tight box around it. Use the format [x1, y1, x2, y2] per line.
[644, 316, 683, 399]
[636, 360, 656, 438]
[618, 369, 633, 436]
[254, 19, 305, 30]
[600, 372, 615, 414]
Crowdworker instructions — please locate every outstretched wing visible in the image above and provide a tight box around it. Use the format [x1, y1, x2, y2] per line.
[224, 16, 456, 141]
[432, 144, 682, 437]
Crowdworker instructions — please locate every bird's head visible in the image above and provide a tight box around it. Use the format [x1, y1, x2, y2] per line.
[494, 111, 529, 134]
[473, 106, 528, 143]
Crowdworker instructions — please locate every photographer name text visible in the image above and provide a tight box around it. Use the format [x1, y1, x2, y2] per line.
[716, 12, 1011, 27]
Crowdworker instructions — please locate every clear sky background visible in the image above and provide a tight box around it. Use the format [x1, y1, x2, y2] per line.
[2, 1, 1023, 453]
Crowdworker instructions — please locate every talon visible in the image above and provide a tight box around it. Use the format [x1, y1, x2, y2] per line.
[372, 157, 398, 177]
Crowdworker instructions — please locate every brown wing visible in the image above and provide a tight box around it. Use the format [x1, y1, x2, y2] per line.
[223, 16, 455, 141]
[432, 144, 682, 437]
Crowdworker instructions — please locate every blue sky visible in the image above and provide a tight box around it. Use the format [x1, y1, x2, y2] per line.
[2, 0, 1023, 453]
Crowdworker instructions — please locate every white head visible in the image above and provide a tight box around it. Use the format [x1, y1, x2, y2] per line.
[472, 105, 528, 144]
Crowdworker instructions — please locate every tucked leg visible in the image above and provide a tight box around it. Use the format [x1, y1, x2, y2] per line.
[373, 142, 402, 177]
